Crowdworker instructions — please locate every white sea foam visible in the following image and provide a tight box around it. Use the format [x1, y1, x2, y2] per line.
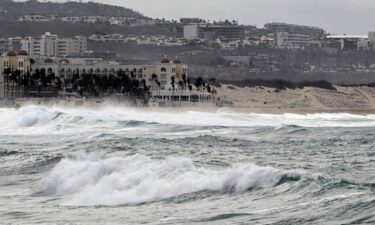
[36, 152, 304, 206]
[1, 105, 375, 131]
[0, 106, 61, 128]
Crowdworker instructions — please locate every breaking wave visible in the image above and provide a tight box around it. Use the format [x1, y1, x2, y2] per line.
[1, 105, 375, 130]
[36, 152, 305, 206]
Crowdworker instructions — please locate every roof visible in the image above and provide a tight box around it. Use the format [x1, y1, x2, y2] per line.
[6, 51, 17, 56]
[18, 50, 28, 56]
[327, 34, 368, 39]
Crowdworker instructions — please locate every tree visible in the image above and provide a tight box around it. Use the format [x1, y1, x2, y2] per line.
[171, 76, 175, 91]
[182, 73, 187, 89]
[194, 77, 204, 91]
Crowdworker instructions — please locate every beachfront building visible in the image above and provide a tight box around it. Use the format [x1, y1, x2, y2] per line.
[32, 57, 214, 104]
[21, 32, 87, 57]
[0, 51, 214, 103]
[32, 58, 188, 92]
[0, 50, 31, 99]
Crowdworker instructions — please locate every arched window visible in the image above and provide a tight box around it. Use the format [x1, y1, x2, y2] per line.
[161, 67, 167, 73]
[47, 68, 53, 74]
[95, 69, 101, 75]
[89, 68, 94, 74]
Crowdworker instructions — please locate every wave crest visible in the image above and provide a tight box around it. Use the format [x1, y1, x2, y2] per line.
[2, 105, 375, 130]
[36, 152, 304, 206]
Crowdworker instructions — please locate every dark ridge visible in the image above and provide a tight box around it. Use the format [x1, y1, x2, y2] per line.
[219, 79, 336, 91]
[0, 0, 145, 18]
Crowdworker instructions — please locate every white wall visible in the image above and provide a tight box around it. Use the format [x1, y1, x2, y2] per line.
[183, 24, 199, 40]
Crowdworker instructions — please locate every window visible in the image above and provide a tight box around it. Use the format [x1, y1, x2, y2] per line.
[138, 69, 143, 78]
[161, 67, 167, 72]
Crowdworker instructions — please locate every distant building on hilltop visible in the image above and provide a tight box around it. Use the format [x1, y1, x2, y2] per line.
[326, 34, 370, 51]
[265, 23, 325, 49]
[265, 23, 326, 39]
[183, 24, 246, 41]
[276, 32, 322, 49]
[19, 14, 55, 22]
[21, 32, 87, 57]
[180, 18, 207, 25]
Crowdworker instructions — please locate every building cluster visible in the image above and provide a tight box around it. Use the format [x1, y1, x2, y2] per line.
[88, 34, 188, 46]
[21, 32, 87, 57]
[180, 20, 375, 51]
[19, 14, 155, 27]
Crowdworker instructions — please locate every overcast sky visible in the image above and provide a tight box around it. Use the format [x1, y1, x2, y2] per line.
[23, 0, 375, 34]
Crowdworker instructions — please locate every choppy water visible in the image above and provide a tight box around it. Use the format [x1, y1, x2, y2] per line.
[0, 105, 374, 225]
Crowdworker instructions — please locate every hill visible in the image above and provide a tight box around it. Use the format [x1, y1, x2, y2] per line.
[0, 0, 145, 19]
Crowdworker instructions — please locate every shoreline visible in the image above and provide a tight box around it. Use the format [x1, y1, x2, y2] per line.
[3, 84, 375, 115]
[4, 100, 375, 115]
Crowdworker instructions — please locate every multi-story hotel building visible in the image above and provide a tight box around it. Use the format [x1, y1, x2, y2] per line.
[265, 23, 326, 39]
[32, 58, 187, 91]
[0, 51, 214, 104]
[21, 32, 87, 57]
[0, 51, 31, 99]
[183, 24, 245, 41]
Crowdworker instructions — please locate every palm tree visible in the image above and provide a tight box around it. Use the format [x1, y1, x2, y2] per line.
[182, 73, 187, 90]
[178, 80, 184, 104]
[195, 77, 204, 91]
[171, 76, 175, 102]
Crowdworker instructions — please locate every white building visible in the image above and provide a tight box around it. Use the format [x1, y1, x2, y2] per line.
[276, 32, 321, 48]
[184, 24, 199, 40]
[21, 32, 87, 57]
[0, 38, 13, 53]
[326, 34, 370, 51]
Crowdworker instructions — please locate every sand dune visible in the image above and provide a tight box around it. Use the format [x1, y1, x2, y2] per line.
[216, 85, 375, 114]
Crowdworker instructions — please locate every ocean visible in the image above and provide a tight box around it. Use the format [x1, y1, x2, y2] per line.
[0, 106, 374, 225]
